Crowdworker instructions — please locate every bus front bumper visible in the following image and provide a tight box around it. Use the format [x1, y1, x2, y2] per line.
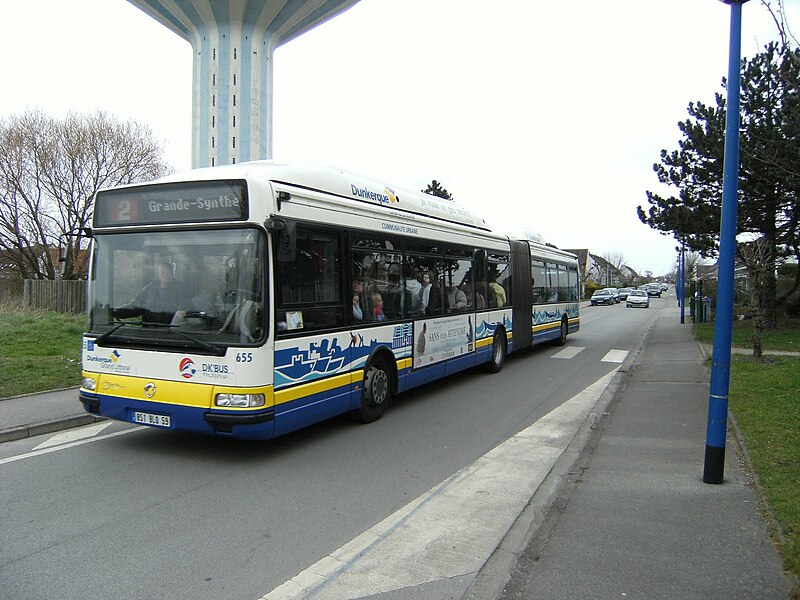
[79, 391, 276, 439]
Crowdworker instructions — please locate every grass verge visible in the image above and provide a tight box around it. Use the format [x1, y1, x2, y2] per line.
[0, 309, 84, 398]
[693, 317, 800, 352]
[728, 355, 800, 594]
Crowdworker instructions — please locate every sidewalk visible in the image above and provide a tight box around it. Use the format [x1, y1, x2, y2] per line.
[0, 387, 100, 443]
[476, 303, 791, 599]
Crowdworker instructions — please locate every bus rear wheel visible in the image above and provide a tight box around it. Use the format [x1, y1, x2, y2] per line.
[555, 317, 568, 346]
[356, 362, 392, 423]
[483, 331, 506, 373]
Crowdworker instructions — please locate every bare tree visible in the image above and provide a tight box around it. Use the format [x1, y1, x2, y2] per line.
[0, 110, 172, 280]
[739, 237, 774, 358]
[762, 0, 798, 50]
[601, 252, 626, 285]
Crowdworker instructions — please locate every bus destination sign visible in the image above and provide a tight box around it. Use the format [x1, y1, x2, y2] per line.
[94, 180, 248, 227]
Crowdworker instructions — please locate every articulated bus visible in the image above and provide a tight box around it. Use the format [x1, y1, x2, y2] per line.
[80, 161, 580, 440]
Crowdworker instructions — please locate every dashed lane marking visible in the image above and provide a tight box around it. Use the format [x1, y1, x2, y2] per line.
[552, 346, 585, 359]
[601, 349, 629, 363]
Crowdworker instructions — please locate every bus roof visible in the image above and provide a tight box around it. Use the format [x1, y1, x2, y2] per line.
[150, 160, 492, 231]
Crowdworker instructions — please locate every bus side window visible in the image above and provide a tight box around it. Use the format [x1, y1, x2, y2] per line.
[276, 226, 343, 333]
[488, 254, 510, 307]
[569, 266, 579, 301]
[546, 263, 559, 302]
[557, 264, 569, 301]
[474, 250, 489, 311]
[531, 260, 546, 303]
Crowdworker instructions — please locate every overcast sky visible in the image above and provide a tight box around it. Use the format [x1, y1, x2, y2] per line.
[1, 0, 795, 276]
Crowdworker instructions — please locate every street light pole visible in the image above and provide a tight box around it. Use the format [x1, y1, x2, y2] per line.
[680, 238, 686, 324]
[704, 0, 750, 484]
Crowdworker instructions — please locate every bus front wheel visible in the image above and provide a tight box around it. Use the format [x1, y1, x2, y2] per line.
[483, 331, 507, 373]
[356, 362, 392, 423]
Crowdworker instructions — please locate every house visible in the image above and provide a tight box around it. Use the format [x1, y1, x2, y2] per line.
[620, 265, 641, 287]
[563, 249, 624, 287]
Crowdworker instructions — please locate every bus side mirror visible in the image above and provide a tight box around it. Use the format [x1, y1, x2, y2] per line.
[266, 218, 296, 262]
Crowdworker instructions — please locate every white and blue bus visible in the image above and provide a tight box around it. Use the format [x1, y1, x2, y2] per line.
[80, 161, 580, 439]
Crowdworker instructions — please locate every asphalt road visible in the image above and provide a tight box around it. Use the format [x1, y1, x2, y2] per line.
[0, 297, 661, 600]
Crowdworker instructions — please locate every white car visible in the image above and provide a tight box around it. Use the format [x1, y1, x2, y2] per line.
[626, 289, 650, 308]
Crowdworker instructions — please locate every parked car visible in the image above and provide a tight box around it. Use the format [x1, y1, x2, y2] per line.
[618, 287, 633, 300]
[626, 289, 650, 308]
[591, 289, 614, 305]
[605, 287, 620, 303]
[660, 283, 668, 292]
[644, 283, 662, 297]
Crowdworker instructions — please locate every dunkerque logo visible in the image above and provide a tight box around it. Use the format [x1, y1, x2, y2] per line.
[111, 350, 121, 363]
[350, 184, 400, 205]
[179, 357, 196, 379]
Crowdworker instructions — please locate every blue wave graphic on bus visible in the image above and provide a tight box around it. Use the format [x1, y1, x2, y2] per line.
[533, 303, 579, 325]
[475, 315, 513, 341]
[274, 327, 412, 388]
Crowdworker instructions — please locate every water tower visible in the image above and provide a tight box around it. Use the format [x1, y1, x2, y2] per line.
[127, 0, 360, 168]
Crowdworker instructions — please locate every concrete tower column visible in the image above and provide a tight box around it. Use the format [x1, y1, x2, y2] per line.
[127, 0, 359, 169]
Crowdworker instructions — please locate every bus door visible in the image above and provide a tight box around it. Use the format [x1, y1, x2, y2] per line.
[509, 240, 533, 351]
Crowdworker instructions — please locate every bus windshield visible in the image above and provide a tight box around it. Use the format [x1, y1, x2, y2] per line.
[88, 228, 266, 351]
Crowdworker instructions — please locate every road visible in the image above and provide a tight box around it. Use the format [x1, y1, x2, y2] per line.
[0, 295, 664, 600]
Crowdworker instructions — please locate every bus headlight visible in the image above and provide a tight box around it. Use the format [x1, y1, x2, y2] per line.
[215, 393, 266, 408]
[82, 377, 97, 391]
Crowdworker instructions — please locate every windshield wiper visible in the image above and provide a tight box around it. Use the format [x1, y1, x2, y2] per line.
[171, 330, 223, 355]
[93, 321, 143, 345]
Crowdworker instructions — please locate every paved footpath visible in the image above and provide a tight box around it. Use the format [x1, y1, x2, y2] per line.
[479, 304, 791, 600]
[0, 387, 99, 443]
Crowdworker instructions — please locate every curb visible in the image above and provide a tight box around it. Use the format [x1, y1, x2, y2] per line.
[0, 414, 105, 444]
[0, 386, 81, 403]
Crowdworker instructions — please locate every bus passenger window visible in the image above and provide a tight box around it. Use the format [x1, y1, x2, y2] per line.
[557, 265, 569, 301]
[489, 255, 511, 308]
[441, 256, 471, 313]
[546, 263, 559, 302]
[405, 255, 443, 317]
[531, 260, 546, 303]
[352, 249, 403, 323]
[276, 227, 343, 333]
[474, 250, 489, 311]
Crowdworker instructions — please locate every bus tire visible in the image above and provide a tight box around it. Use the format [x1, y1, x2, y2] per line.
[483, 331, 507, 374]
[356, 362, 392, 423]
[555, 317, 568, 346]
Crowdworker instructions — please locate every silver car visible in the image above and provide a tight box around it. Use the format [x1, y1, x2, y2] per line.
[626, 289, 650, 308]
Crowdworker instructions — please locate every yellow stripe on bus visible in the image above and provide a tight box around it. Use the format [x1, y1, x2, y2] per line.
[91, 373, 276, 409]
[93, 373, 214, 408]
[274, 356, 416, 406]
[274, 372, 356, 405]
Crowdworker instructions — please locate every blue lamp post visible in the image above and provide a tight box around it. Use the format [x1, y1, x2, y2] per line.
[703, 0, 750, 484]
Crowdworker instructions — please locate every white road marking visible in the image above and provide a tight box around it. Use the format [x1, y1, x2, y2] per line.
[601, 349, 629, 363]
[551, 346, 585, 359]
[0, 426, 147, 466]
[33, 421, 114, 450]
[260, 368, 619, 600]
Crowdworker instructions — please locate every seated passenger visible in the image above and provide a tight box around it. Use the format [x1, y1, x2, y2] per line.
[446, 285, 467, 311]
[373, 293, 386, 321]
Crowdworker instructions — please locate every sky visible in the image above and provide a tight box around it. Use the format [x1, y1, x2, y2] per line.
[1, 0, 796, 276]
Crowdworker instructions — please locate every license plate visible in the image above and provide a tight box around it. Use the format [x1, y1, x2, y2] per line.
[133, 411, 171, 428]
